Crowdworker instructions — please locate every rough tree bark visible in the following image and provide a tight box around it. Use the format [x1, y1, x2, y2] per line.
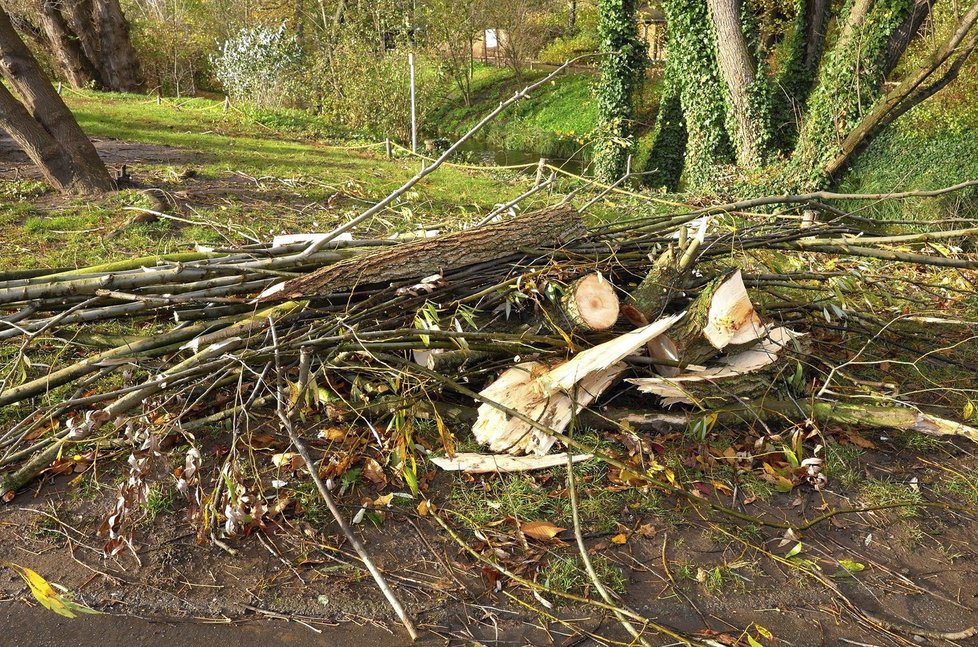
[273, 204, 586, 299]
[0, 8, 114, 193]
[13, 0, 142, 91]
[38, 1, 101, 88]
[706, 0, 770, 166]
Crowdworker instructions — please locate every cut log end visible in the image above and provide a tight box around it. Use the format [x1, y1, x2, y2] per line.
[561, 273, 620, 331]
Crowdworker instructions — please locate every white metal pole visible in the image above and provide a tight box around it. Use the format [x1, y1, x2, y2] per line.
[409, 52, 418, 154]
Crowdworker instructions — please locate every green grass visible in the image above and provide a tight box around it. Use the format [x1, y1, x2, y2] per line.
[859, 479, 923, 518]
[837, 61, 978, 228]
[428, 65, 661, 159]
[540, 552, 626, 597]
[0, 90, 550, 270]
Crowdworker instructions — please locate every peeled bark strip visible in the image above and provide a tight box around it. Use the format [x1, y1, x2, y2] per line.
[275, 204, 586, 299]
[560, 273, 620, 331]
[629, 327, 800, 406]
[430, 452, 594, 473]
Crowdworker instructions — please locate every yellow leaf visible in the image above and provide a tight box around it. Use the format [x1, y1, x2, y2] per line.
[417, 499, 432, 516]
[611, 533, 628, 545]
[964, 400, 975, 421]
[372, 493, 394, 507]
[754, 624, 773, 639]
[4, 562, 99, 619]
[521, 520, 566, 541]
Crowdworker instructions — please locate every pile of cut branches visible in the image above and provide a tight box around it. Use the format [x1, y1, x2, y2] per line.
[2, 181, 976, 491]
[2, 174, 978, 640]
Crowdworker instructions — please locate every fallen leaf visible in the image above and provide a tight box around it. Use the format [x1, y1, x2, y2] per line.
[611, 533, 628, 545]
[417, 499, 432, 516]
[372, 493, 394, 507]
[3, 562, 100, 619]
[271, 452, 302, 470]
[362, 457, 387, 486]
[520, 520, 565, 541]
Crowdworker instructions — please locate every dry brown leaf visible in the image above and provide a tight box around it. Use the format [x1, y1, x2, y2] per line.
[362, 457, 387, 486]
[520, 520, 565, 541]
[417, 499, 432, 516]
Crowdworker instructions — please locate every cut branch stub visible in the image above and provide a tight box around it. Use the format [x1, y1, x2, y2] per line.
[559, 273, 620, 332]
[670, 269, 765, 366]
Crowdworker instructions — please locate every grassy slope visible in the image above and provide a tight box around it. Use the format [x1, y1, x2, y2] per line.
[837, 66, 978, 225]
[428, 65, 661, 159]
[0, 92, 539, 270]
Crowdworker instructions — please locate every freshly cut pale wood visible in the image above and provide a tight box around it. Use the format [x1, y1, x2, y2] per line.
[702, 269, 765, 349]
[471, 312, 685, 455]
[430, 452, 594, 473]
[628, 327, 800, 405]
[538, 312, 685, 396]
[560, 273, 620, 331]
[473, 360, 626, 455]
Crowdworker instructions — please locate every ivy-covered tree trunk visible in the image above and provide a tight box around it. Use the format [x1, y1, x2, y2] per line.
[647, 0, 734, 190]
[790, 0, 918, 184]
[594, 0, 646, 183]
[706, 0, 772, 166]
[646, 0, 977, 193]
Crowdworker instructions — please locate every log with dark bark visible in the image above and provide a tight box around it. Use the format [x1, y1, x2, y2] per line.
[272, 204, 587, 299]
[0, 7, 113, 193]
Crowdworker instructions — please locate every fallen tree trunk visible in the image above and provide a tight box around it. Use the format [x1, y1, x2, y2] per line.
[583, 400, 978, 443]
[271, 204, 586, 299]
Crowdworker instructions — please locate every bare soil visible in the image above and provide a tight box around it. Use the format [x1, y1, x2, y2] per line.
[2, 435, 977, 646]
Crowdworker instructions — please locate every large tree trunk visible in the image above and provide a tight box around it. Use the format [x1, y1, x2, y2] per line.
[19, 0, 142, 91]
[706, 0, 771, 166]
[38, 0, 102, 88]
[91, 0, 142, 91]
[658, 0, 734, 190]
[594, 0, 646, 183]
[0, 8, 114, 193]
[882, 0, 935, 75]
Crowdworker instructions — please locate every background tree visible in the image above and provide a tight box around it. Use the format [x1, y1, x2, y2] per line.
[421, 0, 482, 106]
[4, 0, 143, 91]
[0, 7, 113, 193]
[593, 0, 645, 182]
[646, 0, 978, 193]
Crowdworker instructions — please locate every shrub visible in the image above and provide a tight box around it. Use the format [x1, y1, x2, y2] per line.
[211, 23, 303, 108]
